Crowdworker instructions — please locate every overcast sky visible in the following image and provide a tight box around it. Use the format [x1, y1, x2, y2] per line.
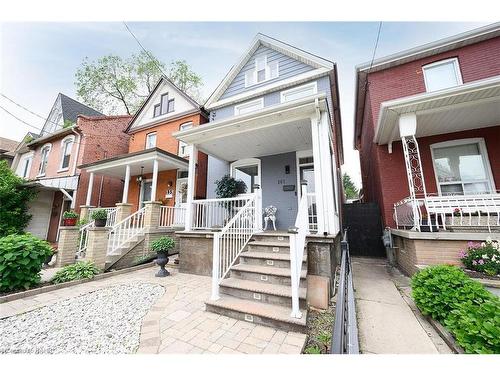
[0, 22, 488, 187]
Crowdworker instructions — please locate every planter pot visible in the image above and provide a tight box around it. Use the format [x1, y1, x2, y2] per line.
[63, 218, 77, 226]
[94, 218, 107, 227]
[155, 252, 170, 277]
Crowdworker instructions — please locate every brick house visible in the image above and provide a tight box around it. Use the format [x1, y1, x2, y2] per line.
[354, 23, 500, 275]
[11, 93, 131, 243]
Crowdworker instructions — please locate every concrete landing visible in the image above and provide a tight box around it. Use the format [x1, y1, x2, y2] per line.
[352, 257, 449, 354]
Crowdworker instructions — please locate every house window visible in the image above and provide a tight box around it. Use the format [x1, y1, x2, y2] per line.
[154, 104, 161, 117]
[281, 82, 318, 103]
[59, 136, 74, 171]
[422, 58, 462, 92]
[234, 98, 264, 116]
[167, 99, 175, 113]
[244, 55, 279, 87]
[178, 122, 193, 157]
[38, 144, 51, 176]
[22, 156, 33, 178]
[146, 132, 157, 149]
[431, 138, 494, 195]
[153, 94, 175, 118]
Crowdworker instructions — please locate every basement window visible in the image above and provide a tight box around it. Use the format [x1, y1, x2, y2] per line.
[422, 58, 462, 92]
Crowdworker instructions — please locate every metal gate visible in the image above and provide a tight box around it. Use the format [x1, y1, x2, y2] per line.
[342, 202, 385, 257]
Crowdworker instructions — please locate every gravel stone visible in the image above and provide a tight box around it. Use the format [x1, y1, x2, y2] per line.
[0, 283, 164, 354]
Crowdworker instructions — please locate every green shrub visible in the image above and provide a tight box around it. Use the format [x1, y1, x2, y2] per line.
[445, 298, 500, 354]
[51, 261, 100, 284]
[459, 238, 500, 276]
[151, 236, 175, 253]
[90, 209, 107, 220]
[62, 210, 79, 219]
[411, 265, 491, 321]
[0, 233, 53, 292]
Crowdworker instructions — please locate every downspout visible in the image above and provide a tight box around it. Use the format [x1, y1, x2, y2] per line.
[71, 127, 82, 209]
[97, 151, 107, 207]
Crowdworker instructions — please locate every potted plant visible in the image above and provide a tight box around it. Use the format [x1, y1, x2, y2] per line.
[91, 209, 108, 227]
[62, 210, 79, 226]
[151, 236, 175, 277]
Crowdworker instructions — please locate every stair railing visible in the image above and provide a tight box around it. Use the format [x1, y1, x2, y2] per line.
[77, 207, 117, 259]
[288, 181, 310, 319]
[107, 207, 146, 256]
[211, 194, 257, 300]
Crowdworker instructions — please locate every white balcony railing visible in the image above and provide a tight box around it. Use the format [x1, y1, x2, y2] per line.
[159, 206, 186, 228]
[191, 196, 255, 230]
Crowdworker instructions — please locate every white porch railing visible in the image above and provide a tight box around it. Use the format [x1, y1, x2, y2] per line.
[159, 206, 186, 228]
[289, 184, 309, 318]
[211, 195, 257, 300]
[77, 207, 117, 259]
[192, 196, 254, 230]
[107, 207, 146, 256]
[394, 193, 500, 232]
[306, 192, 318, 232]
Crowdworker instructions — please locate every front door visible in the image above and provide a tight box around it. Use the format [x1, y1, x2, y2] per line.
[231, 159, 261, 193]
[140, 180, 152, 208]
[300, 165, 317, 231]
[175, 178, 188, 208]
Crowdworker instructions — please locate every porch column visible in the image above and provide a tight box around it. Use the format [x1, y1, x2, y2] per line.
[310, 115, 326, 234]
[86, 172, 94, 206]
[399, 113, 427, 231]
[184, 144, 198, 231]
[151, 159, 159, 202]
[122, 164, 131, 203]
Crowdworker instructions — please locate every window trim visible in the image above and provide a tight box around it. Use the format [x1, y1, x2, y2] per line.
[145, 132, 157, 149]
[422, 57, 463, 92]
[20, 152, 34, 179]
[153, 104, 161, 117]
[37, 143, 52, 177]
[244, 54, 280, 88]
[234, 98, 265, 116]
[58, 135, 75, 172]
[430, 138, 495, 196]
[280, 81, 318, 103]
[178, 122, 194, 157]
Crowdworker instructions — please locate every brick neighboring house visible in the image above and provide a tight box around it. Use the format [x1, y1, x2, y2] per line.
[0, 136, 19, 166]
[11, 93, 131, 243]
[354, 23, 500, 275]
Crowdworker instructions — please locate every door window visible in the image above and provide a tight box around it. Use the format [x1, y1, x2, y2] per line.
[140, 181, 152, 207]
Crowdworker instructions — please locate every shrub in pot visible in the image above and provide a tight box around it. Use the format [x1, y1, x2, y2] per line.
[151, 236, 175, 277]
[62, 210, 79, 226]
[90, 209, 108, 227]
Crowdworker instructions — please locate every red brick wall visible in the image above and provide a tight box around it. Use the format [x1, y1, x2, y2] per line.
[359, 37, 500, 227]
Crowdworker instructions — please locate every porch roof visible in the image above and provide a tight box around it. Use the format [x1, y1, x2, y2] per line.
[24, 175, 79, 191]
[375, 75, 500, 145]
[173, 94, 328, 161]
[78, 148, 188, 178]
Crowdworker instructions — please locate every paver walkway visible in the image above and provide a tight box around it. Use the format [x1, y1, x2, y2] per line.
[0, 264, 306, 354]
[352, 257, 451, 354]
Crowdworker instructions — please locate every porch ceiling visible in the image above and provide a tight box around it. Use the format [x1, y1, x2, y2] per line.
[375, 76, 500, 145]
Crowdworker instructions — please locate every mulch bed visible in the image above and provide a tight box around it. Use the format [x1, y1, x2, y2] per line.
[304, 304, 336, 354]
[463, 269, 500, 281]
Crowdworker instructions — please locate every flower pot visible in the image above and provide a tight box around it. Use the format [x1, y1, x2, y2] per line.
[94, 218, 107, 227]
[63, 217, 77, 226]
[155, 252, 170, 277]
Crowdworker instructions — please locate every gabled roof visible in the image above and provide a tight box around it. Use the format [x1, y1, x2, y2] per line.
[59, 93, 103, 124]
[125, 76, 204, 133]
[205, 33, 335, 109]
[0, 136, 19, 153]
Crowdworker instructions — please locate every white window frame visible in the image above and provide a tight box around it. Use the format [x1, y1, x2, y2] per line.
[58, 135, 75, 172]
[280, 81, 318, 103]
[145, 132, 157, 149]
[422, 58, 463, 92]
[234, 98, 264, 116]
[430, 138, 495, 196]
[230, 158, 262, 194]
[178, 122, 193, 157]
[37, 143, 52, 177]
[244, 54, 280, 88]
[18, 152, 34, 179]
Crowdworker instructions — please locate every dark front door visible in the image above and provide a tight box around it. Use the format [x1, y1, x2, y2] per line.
[342, 202, 385, 257]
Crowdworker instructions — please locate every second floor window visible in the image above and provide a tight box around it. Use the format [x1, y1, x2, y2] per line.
[59, 136, 74, 170]
[245, 55, 279, 87]
[153, 93, 175, 118]
[178, 122, 193, 157]
[422, 58, 462, 92]
[38, 144, 51, 176]
[22, 156, 33, 178]
[146, 132, 157, 149]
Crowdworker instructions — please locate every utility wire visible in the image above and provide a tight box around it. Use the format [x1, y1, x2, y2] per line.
[1, 93, 48, 121]
[0, 104, 44, 132]
[122, 22, 167, 77]
[368, 22, 383, 71]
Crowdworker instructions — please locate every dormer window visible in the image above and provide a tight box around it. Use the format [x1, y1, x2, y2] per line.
[153, 93, 175, 118]
[245, 55, 279, 87]
[422, 58, 462, 92]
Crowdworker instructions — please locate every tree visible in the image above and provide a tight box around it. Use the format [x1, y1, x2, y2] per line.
[75, 51, 203, 115]
[0, 160, 37, 237]
[342, 173, 359, 200]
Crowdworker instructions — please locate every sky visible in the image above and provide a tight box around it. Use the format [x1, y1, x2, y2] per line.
[0, 21, 489, 188]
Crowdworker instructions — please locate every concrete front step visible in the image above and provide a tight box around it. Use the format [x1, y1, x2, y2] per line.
[251, 232, 290, 244]
[219, 277, 307, 308]
[247, 241, 291, 254]
[205, 295, 307, 333]
[230, 264, 307, 287]
[240, 251, 307, 269]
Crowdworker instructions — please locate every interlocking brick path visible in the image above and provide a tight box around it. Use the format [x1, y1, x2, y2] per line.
[0, 266, 306, 354]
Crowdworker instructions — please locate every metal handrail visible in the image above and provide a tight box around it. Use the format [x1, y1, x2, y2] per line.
[331, 229, 359, 354]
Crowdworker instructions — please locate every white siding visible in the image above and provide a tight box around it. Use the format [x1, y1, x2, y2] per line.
[25, 190, 54, 240]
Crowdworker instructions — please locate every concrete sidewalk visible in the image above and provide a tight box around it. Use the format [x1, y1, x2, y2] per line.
[352, 257, 451, 354]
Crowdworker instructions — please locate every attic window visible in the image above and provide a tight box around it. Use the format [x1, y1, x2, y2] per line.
[245, 55, 279, 87]
[153, 94, 175, 118]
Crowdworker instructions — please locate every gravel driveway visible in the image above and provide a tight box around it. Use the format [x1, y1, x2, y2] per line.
[0, 283, 164, 354]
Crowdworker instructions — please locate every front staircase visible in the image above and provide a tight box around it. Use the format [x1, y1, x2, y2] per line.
[205, 232, 308, 332]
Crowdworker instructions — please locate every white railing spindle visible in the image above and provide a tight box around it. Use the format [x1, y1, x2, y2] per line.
[107, 207, 145, 256]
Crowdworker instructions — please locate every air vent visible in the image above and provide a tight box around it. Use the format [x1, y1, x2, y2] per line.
[272, 247, 280, 252]
[260, 275, 268, 281]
